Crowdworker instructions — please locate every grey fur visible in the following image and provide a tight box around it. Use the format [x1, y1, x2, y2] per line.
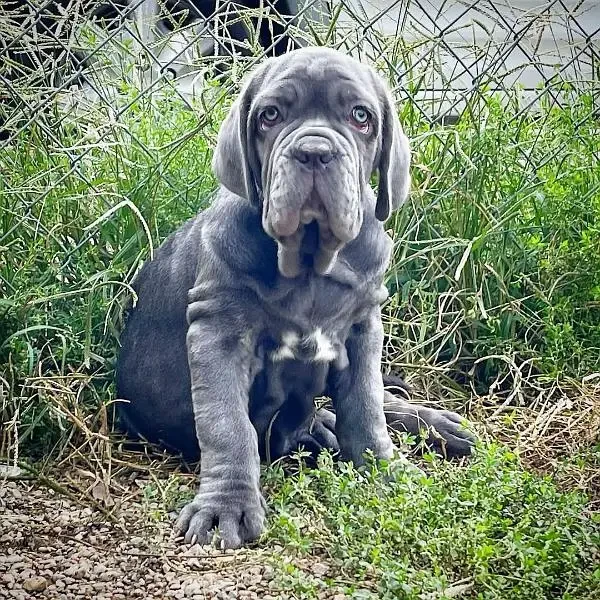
[116, 47, 474, 550]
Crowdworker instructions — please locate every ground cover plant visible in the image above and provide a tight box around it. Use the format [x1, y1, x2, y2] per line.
[1, 8, 599, 599]
[263, 447, 600, 599]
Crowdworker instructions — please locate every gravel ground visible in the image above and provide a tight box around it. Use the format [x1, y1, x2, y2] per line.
[0, 473, 325, 600]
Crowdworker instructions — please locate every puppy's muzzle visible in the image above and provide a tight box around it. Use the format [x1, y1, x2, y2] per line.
[266, 126, 361, 277]
[269, 130, 340, 239]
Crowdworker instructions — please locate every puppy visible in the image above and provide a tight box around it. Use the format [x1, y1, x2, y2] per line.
[116, 47, 474, 549]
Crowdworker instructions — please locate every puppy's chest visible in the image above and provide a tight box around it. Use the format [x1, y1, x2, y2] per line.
[257, 275, 371, 366]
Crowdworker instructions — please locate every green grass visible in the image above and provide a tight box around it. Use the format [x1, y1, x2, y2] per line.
[263, 446, 600, 600]
[1, 86, 227, 454]
[386, 91, 600, 384]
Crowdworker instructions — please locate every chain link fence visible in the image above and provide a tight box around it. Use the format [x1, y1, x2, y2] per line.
[2, 1, 598, 141]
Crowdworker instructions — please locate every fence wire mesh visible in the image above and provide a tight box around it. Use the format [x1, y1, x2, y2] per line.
[2, 1, 598, 145]
[0, 1, 597, 220]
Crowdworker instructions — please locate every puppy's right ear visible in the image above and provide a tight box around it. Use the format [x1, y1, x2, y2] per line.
[212, 61, 273, 206]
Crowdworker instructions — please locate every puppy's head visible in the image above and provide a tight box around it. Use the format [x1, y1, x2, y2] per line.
[213, 47, 411, 277]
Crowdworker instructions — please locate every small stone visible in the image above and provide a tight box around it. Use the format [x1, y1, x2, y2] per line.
[23, 576, 48, 592]
[18, 569, 36, 581]
[64, 564, 88, 579]
[2, 554, 22, 564]
[184, 581, 204, 597]
[311, 562, 329, 577]
[99, 570, 120, 582]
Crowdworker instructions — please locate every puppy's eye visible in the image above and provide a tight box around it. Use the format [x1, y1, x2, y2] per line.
[259, 106, 281, 129]
[350, 106, 371, 129]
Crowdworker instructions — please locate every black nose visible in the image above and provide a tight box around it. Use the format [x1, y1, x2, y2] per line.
[292, 136, 335, 166]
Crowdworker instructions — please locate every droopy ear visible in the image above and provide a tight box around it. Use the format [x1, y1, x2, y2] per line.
[212, 61, 273, 206]
[374, 78, 411, 222]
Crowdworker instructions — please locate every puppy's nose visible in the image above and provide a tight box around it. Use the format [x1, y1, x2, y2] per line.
[292, 136, 335, 166]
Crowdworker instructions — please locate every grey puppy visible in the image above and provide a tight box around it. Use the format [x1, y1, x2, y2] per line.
[116, 47, 474, 550]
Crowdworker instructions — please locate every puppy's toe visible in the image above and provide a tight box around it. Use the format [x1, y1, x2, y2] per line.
[309, 409, 339, 453]
[314, 407, 336, 432]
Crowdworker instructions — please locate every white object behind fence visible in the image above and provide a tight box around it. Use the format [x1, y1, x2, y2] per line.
[335, 0, 599, 117]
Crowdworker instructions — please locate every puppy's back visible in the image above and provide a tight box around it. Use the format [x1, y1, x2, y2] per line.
[114, 213, 205, 457]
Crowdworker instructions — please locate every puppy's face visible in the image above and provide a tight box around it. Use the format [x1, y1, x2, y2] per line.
[213, 47, 411, 277]
[254, 55, 379, 265]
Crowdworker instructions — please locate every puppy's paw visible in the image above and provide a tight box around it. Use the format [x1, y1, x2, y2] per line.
[175, 484, 265, 550]
[269, 408, 340, 462]
[415, 407, 476, 458]
[295, 408, 340, 457]
[308, 408, 339, 450]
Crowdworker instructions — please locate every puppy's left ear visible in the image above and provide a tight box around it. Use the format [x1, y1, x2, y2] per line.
[374, 80, 411, 222]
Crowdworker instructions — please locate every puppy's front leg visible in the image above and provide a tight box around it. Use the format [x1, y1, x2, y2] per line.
[328, 308, 395, 465]
[175, 317, 264, 549]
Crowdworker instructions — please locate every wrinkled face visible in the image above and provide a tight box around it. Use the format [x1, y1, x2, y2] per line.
[252, 56, 381, 276]
[213, 48, 411, 277]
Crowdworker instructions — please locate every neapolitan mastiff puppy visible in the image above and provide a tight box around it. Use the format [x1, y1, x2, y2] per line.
[115, 47, 474, 549]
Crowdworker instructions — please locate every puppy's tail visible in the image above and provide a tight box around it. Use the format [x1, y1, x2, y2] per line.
[382, 373, 411, 400]
[381, 373, 415, 430]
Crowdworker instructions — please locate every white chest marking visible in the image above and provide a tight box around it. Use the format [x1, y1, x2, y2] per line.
[311, 328, 337, 361]
[271, 328, 337, 363]
[271, 331, 299, 361]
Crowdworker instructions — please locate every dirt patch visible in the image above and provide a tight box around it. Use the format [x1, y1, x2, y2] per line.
[0, 477, 288, 600]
